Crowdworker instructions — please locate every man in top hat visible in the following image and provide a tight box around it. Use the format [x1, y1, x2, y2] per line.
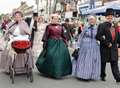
[25, 12, 38, 48]
[62, 18, 73, 42]
[96, 8, 120, 83]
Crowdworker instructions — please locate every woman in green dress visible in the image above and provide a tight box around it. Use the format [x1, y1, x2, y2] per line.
[36, 14, 72, 79]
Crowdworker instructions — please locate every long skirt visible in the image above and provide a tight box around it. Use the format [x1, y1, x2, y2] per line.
[36, 39, 72, 78]
[72, 43, 101, 80]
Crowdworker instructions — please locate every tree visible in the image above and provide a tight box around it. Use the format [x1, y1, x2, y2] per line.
[102, 0, 115, 6]
[102, 0, 106, 6]
[0, 14, 4, 21]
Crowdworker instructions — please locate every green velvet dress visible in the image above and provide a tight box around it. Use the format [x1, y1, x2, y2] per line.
[36, 24, 72, 78]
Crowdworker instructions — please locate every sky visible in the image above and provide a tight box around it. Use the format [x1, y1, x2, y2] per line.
[0, 0, 36, 14]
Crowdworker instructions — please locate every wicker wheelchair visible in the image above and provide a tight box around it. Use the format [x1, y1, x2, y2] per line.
[9, 40, 33, 84]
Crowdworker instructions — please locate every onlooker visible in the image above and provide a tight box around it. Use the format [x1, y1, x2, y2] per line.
[25, 12, 38, 48]
[62, 18, 73, 42]
[1, 14, 11, 34]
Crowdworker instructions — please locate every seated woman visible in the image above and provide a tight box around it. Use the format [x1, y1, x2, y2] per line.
[0, 11, 34, 73]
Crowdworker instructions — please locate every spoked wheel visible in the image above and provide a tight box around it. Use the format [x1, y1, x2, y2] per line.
[26, 65, 29, 79]
[9, 66, 15, 84]
[28, 68, 33, 83]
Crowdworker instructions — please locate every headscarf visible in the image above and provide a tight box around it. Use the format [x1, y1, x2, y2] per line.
[76, 24, 97, 49]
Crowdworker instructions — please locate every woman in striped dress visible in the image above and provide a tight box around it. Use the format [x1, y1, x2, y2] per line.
[72, 15, 101, 81]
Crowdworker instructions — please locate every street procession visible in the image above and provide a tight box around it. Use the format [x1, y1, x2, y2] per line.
[0, 0, 120, 88]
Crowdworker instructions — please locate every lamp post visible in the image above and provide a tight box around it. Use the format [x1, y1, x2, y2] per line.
[46, 0, 48, 14]
[35, 0, 39, 14]
[49, 0, 52, 15]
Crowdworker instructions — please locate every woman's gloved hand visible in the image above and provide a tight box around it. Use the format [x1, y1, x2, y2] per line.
[43, 42, 47, 49]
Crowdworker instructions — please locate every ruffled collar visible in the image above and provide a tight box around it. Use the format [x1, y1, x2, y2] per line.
[88, 24, 97, 30]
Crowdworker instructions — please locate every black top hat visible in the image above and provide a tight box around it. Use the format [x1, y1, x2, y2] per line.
[33, 12, 38, 17]
[65, 18, 69, 22]
[105, 8, 114, 16]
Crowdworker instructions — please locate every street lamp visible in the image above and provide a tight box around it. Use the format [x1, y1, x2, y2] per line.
[34, 0, 39, 14]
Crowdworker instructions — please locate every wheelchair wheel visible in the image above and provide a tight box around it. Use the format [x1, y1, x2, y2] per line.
[9, 66, 15, 84]
[29, 69, 33, 83]
[26, 66, 33, 83]
[26, 65, 29, 79]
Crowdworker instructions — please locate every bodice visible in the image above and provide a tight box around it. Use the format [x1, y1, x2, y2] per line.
[48, 24, 63, 39]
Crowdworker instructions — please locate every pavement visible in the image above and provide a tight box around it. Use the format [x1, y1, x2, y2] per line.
[0, 64, 120, 88]
[0, 31, 120, 88]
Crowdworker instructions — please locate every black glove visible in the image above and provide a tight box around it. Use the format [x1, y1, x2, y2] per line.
[43, 42, 47, 49]
[72, 48, 79, 60]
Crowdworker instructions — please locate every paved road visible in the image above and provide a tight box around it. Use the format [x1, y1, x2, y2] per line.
[0, 31, 120, 88]
[0, 64, 120, 88]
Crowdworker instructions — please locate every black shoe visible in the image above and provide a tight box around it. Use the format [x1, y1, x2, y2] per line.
[116, 79, 120, 83]
[101, 78, 106, 81]
[77, 78, 90, 82]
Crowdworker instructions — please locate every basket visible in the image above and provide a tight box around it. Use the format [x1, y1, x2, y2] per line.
[11, 40, 31, 53]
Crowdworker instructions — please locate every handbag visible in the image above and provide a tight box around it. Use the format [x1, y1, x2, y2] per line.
[72, 48, 79, 60]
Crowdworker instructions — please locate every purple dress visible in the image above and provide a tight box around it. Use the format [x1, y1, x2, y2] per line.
[72, 25, 101, 80]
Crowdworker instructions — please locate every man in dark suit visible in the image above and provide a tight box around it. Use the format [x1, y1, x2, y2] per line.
[96, 8, 120, 83]
[25, 12, 38, 48]
[62, 19, 72, 42]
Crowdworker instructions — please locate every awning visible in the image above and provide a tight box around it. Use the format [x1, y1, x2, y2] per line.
[88, 3, 120, 15]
